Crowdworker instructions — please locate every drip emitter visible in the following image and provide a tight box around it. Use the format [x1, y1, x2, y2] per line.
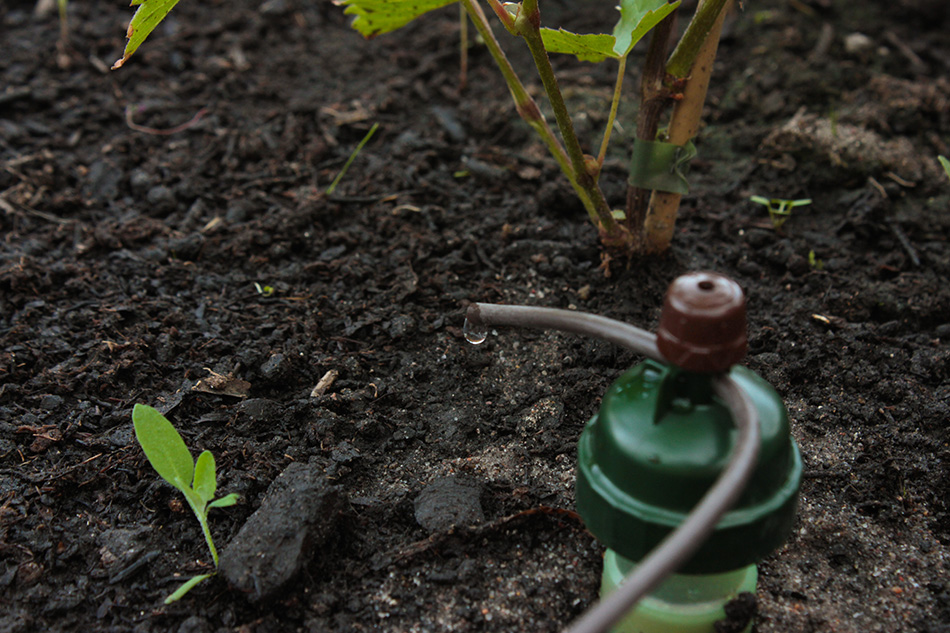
[465, 272, 801, 633]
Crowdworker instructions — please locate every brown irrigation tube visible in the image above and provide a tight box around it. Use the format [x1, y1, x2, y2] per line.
[465, 303, 761, 633]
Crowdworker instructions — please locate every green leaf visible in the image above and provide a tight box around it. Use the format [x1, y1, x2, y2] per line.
[163, 573, 213, 604]
[193, 450, 217, 504]
[612, 0, 680, 58]
[939, 155, 950, 181]
[132, 404, 194, 494]
[334, 0, 459, 38]
[540, 0, 680, 63]
[208, 493, 240, 509]
[112, 0, 182, 69]
[540, 29, 619, 62]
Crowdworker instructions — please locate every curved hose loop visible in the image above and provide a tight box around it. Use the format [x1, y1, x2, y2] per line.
[466, 303, 761, 633]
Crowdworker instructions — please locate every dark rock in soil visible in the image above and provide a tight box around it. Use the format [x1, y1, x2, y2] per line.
[414, 476, 485, 534]
[219, 462, 345, 602]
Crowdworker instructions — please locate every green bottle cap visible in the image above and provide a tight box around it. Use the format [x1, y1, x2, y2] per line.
[577, 272, 799, 574]
[576, 361, 801, 574]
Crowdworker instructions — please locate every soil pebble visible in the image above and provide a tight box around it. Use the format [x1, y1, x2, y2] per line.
[219, 463, 344, 602]
[413, 476, 485, 534]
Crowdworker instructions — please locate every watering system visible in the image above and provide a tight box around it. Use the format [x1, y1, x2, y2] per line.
[465, 272, 801, 633]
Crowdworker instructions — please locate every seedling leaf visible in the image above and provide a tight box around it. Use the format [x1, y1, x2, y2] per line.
[193, 450, 217, 504]
[112, 0, 182, 69]
[541, 0, 679, 62]
[939, 155, 950, 181]
[208, 493, 240, 509]
[539, 30, 619, 62]
[164, 573, 213, 604]
[334, 0, 459, 38]
[132, 404, 194, 492]
[612, 0, 680, 58]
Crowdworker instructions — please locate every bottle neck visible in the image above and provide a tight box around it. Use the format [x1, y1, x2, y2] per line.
[601, 549, 757, 633]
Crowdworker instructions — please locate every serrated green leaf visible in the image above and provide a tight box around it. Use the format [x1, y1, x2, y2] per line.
[132, 404, 194, 494]
[334, 0, 459, 38]
[164, 573, 213, 604]
[540, 29, 619, 62]
[193, 450, 217, 504]
[612, 0, 680, 58]
[112, 0, 182, 69]
[208, 493, 240, 509]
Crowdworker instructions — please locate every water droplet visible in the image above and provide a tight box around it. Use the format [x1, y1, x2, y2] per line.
[463, 317, 488, 345]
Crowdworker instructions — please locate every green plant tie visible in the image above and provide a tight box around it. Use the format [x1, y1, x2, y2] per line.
[628, 137, 696, 195]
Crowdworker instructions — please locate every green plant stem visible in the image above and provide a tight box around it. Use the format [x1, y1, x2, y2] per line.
[461, 0, 569, 177]
[666, 0, 729, 79]
[485, 0, 516, 33]
[198, 514, 218, 566]
[57, 0, 69, 42]
[326, 122, 379, 195]
[184, 494, 219, 567]
[514, 0, 620, 237]
[596, 56, 627, 170]
[461, 0, 608, 230]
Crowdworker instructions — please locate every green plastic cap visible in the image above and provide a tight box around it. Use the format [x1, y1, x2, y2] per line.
[576, 361, 801, 574]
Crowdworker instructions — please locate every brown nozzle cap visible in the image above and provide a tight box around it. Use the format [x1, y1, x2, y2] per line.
[657, 272, 747, 373]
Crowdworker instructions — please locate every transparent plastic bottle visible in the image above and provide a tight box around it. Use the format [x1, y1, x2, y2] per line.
[601, 549, 757, 633]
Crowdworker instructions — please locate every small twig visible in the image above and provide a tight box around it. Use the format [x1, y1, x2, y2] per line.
[327, 190, 416, 204]
[310, 370, 340, 398]
[884, 31, 927, 74]
[867, 176, 888, 199]
[0, 195, 70, 225]
[458, 3, 469, 91]
[807, 22, 834, 63]
[888, 221, 921, 267]
[380, 506, 584, 567]
[125, 105, 209, 135]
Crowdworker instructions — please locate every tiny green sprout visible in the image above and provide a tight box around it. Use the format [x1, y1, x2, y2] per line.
[57, 0, 68, 41]
[939, 155, 950, 181]
[326, 122, 379, 196]
[254, 282, 275, 297]
[808, 250, 824, 270]
[132, 404, 238, 604]
[749, 196, 812, 231]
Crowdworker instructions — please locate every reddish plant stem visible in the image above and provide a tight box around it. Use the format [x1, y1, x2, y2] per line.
[516, 0, 620, 238]
[624, 9, 678, 248]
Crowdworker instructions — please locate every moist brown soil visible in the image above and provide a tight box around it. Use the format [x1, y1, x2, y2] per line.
[2, 1, 950, 631]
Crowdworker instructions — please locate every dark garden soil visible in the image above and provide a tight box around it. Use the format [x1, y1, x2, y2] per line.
[2, 0, 950, 631]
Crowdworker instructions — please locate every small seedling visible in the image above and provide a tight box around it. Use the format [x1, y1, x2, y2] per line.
[254, 282, 275, 297]
[326, 122, 380, 195]
[749, 196, 812, 231]
[939, 155, 950, 182]
[57, 0, 69, 41]
[132, 403, 238, 604]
